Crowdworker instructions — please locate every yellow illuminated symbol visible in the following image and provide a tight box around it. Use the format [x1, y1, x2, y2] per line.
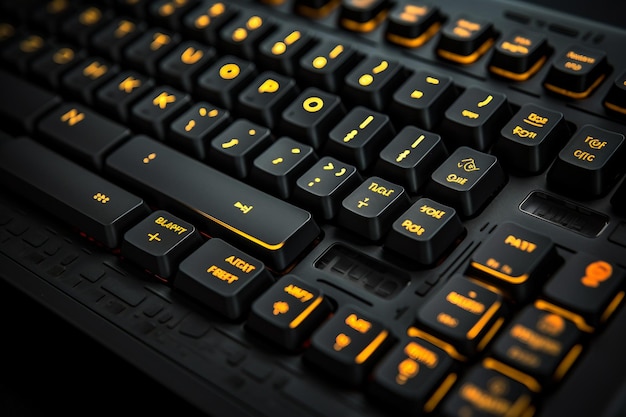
[185, 107, 218, 131]
[537, 313, 566, 337]
[462, 109, 479, 119]
[581, 260, 613, 288]
[47, 0, 69, 14]
[458, 157, 480, 172]
[399, 4, 428, 22]
[358, 60, 389, 86]
[323, 162, 334, 170]
[181, 47, 204, 64]
[79, 7, 102, 26]
[153, 92, 176, 109]
[258, 79, 279, 93]
[221, 138, 239, 148]
[272, 157, 284, 164]
[159, 0, 188, 17]
[119, 76, 141, 93]
[396, 134, 425, 162]
[0, 23, 15, 41]
[343, 115, 374, 142]
[333, 333, 351, 351]
[312, 44, 344, 69]
[357, 197, 369, 208]
[93, 193, 110, 204]
[426, 76, 439, 84]
[477, 95, 493, 108]
[345, 313, 371, 332]
[115, 20, 135, 38]
[307, 177, 321, 187]
[273, 301, 289, 315]
[60, 108, 85, 126]
[219, 63, 240, 80]
[396, 358, 419, 385]
[501, 41, 529, 55]
[487, 377, 509, 396]
[151, 33, 171, 51]
[232, 15, 263, 42]
[271, 31, 301, 55]
[410, 90, 424, 99]
[143, 153, 157, 164]
[194, 2, 226, 28]
[53, 47, 74, 64]
[147, 232, 162, 242]
[335, 168, 346, 176]
[83, 61, 108, 79]
[453, 19, 480, 38]
[19, 35, 44, 53]
[524, 113, 549, 128]
[234, 201, 253, 214]
[303, 96, 324, 113]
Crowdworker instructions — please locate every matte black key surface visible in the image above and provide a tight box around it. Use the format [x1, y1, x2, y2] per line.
[95, 71, 156, 122]
[169, 102, 231, 159]
[0, 68, 61, 133]
[436, 15, 495, 65]
[60, 5, 111, 46]
[219, 13, 273, 60]
[130, 86, 191, 141]
[196, 55, 257, 110]
[61, 57, 119, 105]
[105, 135, 321, 270]
[385, 3, 442, 48]
[339, 0, 389, 33]
[604, 69, 626, 115]
[124, 28, 180, 76]
[182, 1, 239, 45]
[257, 28, 313, 76]
[0, 137, 148, 248]
[91, 17, 145, 62]
[237, 71, 299, 129]
[298, 41, 360, 93]
[342, 57, 404, 111]
[30, 44, 86, 89]
[1, 33, 49, 73]
[158, 40, 216, 91]
[488, 30, 549, 81]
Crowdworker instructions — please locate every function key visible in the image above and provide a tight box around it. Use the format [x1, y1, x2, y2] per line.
[488, 30, 550, 81]
[543, 45, 609, 99]
[603, 69, 626, 116]
[298, 41, 360, 93]
[546, 124, 625, 198]
[339, 0, 390, 33]
[466, 222, 560, 302]
[492, 103, 568, 175]
[294, 0, 340, 19]
[426, 146, 506, 218]
[539, 253, 625, 332]
[436, 15, 495, 65]
[385, 3, 441, 48]
[219, 13, 273, 60]
[304, 305, 394, 385]
[342, 56, 405, 111]
[182, 1, 238, 45]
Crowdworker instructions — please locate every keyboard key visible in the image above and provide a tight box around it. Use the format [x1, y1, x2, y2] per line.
[543, 45, 609, 99]
[603, 69, 626, 116]
[436, 15, 495, 65]
[196, 55, 257, 110]
[488, 30, 550, 81]
[182, 1, 239, 45]
[492, 103, 568, 175]
[342, 56, 404, 111]
[338, 176, 410, 240]
[121, 210, 203, 278]
[158, 40, 216, 91]
[1, 33, 49, 73]
[539, 253, 626, 331]
[174, 238, 274, 319]
[30, 43, 86, 89]
[546, 124, 625, 198]
[169, 103, 231, 160]
[385, 3, 442, 48]
[130, 86, 192, 140]
[247, 274, 332, 350]
[219, 13, 273, 60]
[257, 28, 313, 76]
[304, 305, 393, 385]
[466, 222, 560, 302]
[60, 5, 111, 46]
[95, 71, 156, 122]
[440, 86, 511, 151]
[426, 146, 506, 218]
[105, 135, 321, 270]
[294, 0, 340, 19]
[148, 0, 197, 31]
[385, 197, 464, 264]
[91, 17, 145, 62]
[237, 71, 299, 128]
[298, 41, 360, 93]
[124, 28, 181, 76]
[61, 57, 119, 105]
[0, 137, 148, 248]
[339, 0, 389, 33]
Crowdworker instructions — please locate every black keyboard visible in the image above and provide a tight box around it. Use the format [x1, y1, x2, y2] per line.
[1, 0, 626, 416]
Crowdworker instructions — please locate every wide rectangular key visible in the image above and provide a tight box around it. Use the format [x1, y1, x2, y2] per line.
[105, 135, 321, 270]
[0, 137, 149, 247]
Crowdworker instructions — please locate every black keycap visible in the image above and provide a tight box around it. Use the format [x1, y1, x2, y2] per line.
[130, 86, 191, 140]
[169, 102, 231, 159]
[0, 137, 148, 248]
[123, 28, 181, 76]
[37, 102, 130, 170]
[604, 69, 626, 116]
[466, 222, 560, 302]
[342, 56, 404, 111]
[105, 135, 321, 271]
[543, 44, 609, 99]
[279, 87, 346, 149]
[375, 125, 448, 193]
[250, 136, 318, 199]
[325, 106, 395, 171]
[304, 305, 394, 385]
[1, 33, 49, 73]
[293, 156, 362, 220]
[385, 197, 464, 265]
[208, 118, 272, 178]
[298, 41, 360, 93]
[158, 40, 216, 91]
[415, 274, 507, 358]
[247, 274, 332, 350]
[61, 57, 119, 105]
[182, 1, 238, 45]
[148, 0, 197, 31]
[95, 71, 156, 122]
[257, 28, 313, 76]
[196, 54, 257, 110]
[91, 17, 146, 62]
[389, 71, 456, 130]
[237, 71, 299, 128]
[0, 68, 61, 134]
[492, 103, 568, 175]
[121, 210, 203, 278]
[426, 146, 506, 218]
[60, 5, 111, 46]
[490, 305, 583, 388]
[31, 0, 75, 33]
[436, 15, 495, 64]
[174, 238, 274, 319]
[540, 253, 626, 331]
[440, 86, 511, 151]
[30, 44, 86, 89]
[338, 176, 410, 241]
[385, 3, 442, 48]
[294, 0, 340, 19]
[488, 30, 550, 81]
[546, 124, 625, 198]
[611, 177, 626, 213]
[219, 13, 273, 60]
[339, 0, 389, 33]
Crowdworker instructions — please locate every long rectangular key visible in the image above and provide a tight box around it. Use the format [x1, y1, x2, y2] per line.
[105, 135, 321, 271]
[0, 137, 149, 247]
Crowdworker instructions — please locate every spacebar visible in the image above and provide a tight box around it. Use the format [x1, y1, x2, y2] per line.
[105, 135, 321, 271]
